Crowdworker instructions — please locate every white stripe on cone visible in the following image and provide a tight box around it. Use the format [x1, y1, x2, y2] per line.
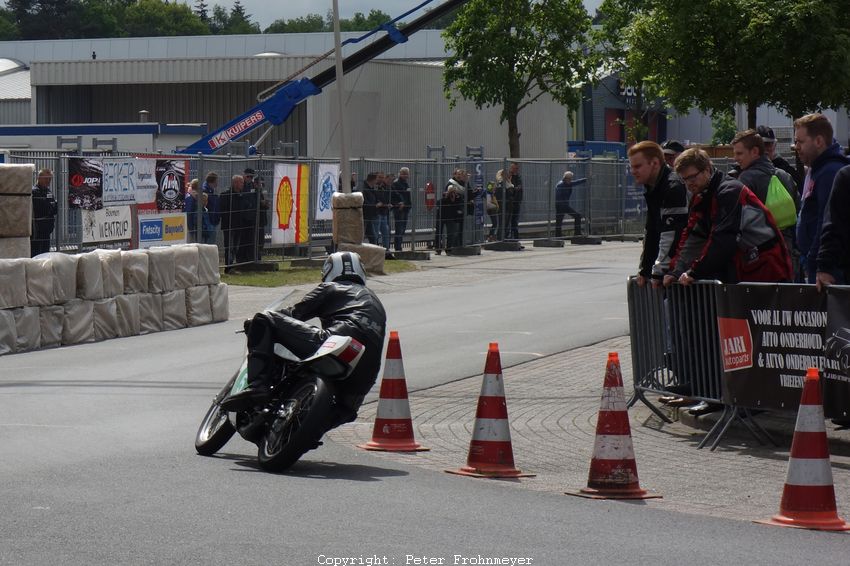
[470, 417, 512, 442]
[600, 387, 627, 411]
[383, 358, 403, 377]
[785, 458, 836, 486]
[794, 404, 827, 433]
[591, 434, 637, 460]
[480, 374, 506, 397]
[374, 398, 413, 420]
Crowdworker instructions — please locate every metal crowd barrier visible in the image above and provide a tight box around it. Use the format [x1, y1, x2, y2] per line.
[13, 151, 695, 267]
[627, 277, 777, 450]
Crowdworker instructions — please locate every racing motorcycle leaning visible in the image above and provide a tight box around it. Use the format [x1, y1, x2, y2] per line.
[194, 294, 366, 472]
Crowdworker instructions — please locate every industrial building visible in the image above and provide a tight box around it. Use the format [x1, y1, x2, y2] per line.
[0, 30, 845, 157]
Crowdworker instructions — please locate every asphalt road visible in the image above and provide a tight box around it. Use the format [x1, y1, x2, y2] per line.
[1, 243, 848, 564]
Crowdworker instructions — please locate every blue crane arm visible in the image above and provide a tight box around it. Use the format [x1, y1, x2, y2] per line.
[178, 78, 321, 155]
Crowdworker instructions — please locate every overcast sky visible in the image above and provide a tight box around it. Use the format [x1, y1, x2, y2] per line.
[212, 1, 604, 30]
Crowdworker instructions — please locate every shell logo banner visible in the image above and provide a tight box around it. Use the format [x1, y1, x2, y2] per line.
[272, 163, 310, 244]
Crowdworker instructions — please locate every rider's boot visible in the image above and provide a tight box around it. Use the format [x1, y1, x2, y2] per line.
[220, 352, 275, 411]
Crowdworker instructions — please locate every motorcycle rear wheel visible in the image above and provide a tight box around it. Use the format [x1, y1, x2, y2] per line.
[258, 376, 333, 472]
[195, 383, 237, 456]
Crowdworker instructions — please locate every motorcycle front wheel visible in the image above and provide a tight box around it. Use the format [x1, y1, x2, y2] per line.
[258, 375, 333, 472]
[195, 382, 237, 456]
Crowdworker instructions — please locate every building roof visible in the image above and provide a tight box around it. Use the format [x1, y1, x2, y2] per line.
[0, 59, 30, 100]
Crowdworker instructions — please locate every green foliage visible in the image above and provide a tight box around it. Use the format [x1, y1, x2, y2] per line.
[337, 9, 392, 32]
[710, 111, 737, 145]
[442, 0, 592, 157]
[124, 0, 209, 36]
[193, 0, 209, 23]
[0, 7, 18, 40]
[604, 0, 850, 123]
[265, 13, 326, 34]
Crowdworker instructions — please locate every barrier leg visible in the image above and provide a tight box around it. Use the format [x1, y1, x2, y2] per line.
[697, 404, 732, 450]
[741, 409, 780, 447]
[628, 388, 673, 424]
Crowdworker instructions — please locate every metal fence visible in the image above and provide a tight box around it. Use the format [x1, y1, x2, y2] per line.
[11, 152, 741, 268]
[627, 277, 778, 451]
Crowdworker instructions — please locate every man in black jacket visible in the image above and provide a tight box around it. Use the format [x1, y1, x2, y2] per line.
[390, 167, 412, 252]
[505, 162, 523, 240]
[628, 141, 688, 287]
[218, 175, 254, 269]
[816, 165, 850, 290]
[31, 169, 58, 256]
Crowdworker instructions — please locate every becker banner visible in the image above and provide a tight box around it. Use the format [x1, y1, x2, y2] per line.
[272, 163, 310, 244]
[715, 284, 840, 412]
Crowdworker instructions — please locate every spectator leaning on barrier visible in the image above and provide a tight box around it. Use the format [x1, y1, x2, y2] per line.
[487, 171, 506, 241]
[554, 170, 587, 237]
[390, 167, 412, 253]
[30, 168, 58, 256]
[816, 164, 850, 290]
[360, 173, 378, 245]
[664, 148, 792, 286]
[218, 174, 255, 270]
[374, 172, 392, 253]
[758, 125, 802, 188]
[628, 141, 688, 287]
[201, 171, 220, 229]
[440, 168, 467, 252]
[505, 162, 523, 240]
[661, 140, 685, 169]
[794, 113, 850, 283]
[732, 129, 800, 275]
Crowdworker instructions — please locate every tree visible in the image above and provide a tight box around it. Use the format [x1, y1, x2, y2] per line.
[209, 0, 259, 34]
[443, 0, 592, 157]
[710, 110, 737, 145]
[193, 0, 209, 24]
[0, 7, 19, 40]
[265, 13, 326, 34]
[613, 0, 850, 129]
[124, 0, 209, 36]
[208, 4, 228, 34]
[222, 0, 259, 34]
[593, 0, 657, 143]
[78, 0, 125, 38]
[334, 9, 392, 32]
[9, 0, 88, 39]
[760, 0, 850, 119]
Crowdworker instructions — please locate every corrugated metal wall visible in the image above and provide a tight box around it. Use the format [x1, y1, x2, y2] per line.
[309, 61, 570, 159]
[0, 100, 29, 124]
[35, 81, 307, 155]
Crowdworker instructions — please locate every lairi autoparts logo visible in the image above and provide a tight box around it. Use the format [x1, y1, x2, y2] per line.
[717, 317, 754, 372]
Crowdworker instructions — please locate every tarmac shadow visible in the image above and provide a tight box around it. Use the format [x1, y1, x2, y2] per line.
[211, 452, 410, 481]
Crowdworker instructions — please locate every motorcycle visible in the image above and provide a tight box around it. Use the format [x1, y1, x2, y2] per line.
[194, 294, 366, 472]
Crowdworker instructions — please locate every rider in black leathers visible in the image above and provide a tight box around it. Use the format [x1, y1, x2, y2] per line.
[222, 252, 387, 421]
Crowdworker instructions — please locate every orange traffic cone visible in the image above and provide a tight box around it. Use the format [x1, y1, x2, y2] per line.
[446, 342, 534, 479]
[567, 352, 660, 500]
[756, 367, 850, 531]
[358, 331, 429, 452]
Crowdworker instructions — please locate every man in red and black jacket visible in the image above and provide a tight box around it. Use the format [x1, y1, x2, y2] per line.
[664, 148, 792, 286]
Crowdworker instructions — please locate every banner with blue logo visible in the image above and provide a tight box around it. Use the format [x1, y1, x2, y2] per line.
[316, 163, 339, 221]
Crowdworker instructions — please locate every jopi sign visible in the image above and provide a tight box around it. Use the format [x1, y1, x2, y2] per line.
[138, 213, 187, 248]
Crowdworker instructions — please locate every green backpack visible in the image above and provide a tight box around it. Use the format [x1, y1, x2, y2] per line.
[765, 175, 796, 229]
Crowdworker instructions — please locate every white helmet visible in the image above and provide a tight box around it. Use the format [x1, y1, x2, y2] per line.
[322, 251, 367, 285]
